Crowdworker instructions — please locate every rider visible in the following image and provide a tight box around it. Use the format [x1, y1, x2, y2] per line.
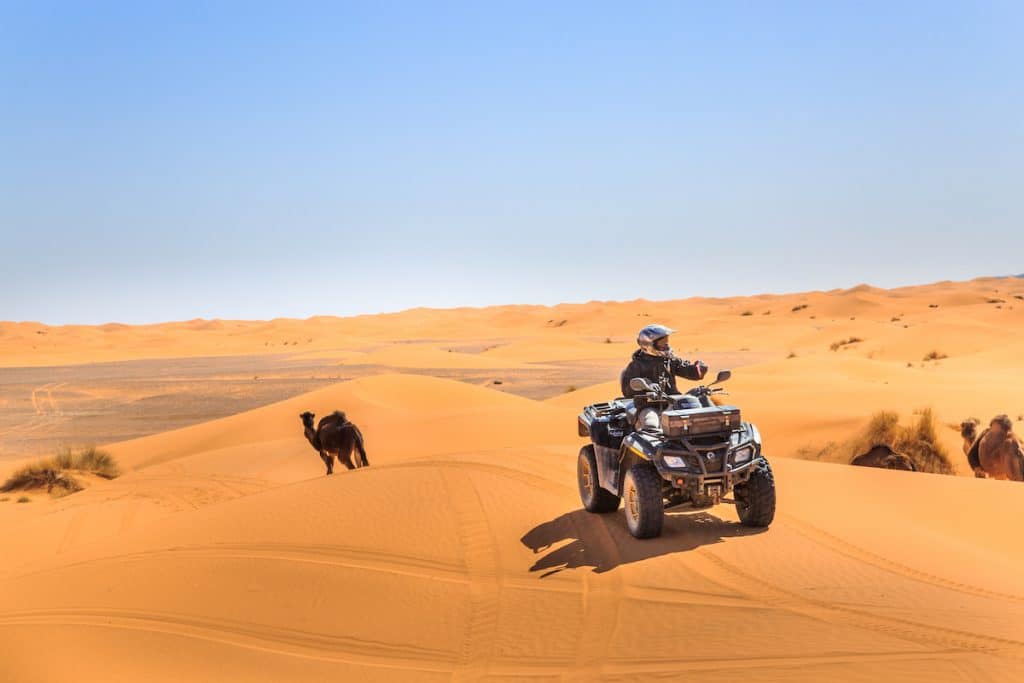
[620, 324, 708, 431]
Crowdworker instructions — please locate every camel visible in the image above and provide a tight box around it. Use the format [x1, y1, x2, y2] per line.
[965, 415, 1024, 481]
[960, 418, 985, 477]
[850, 444, 917, 471]
[300, 411, 369, 475]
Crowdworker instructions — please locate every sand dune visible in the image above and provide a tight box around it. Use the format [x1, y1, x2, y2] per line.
[3, 276, 1024, 681]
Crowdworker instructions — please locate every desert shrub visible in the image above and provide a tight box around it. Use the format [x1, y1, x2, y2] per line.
[830, 337, 864, 351]
[987, 298, 1005, 304]
[565, 385, 577, 393]
[1, 447, 120, 496]
[17, 496, 30, 503]
[796, 441, 839, 462]
[741, 310, 753, 316]
[74, 447, 119, 479]
[923, 350, 948, 361]
[1, 463, 82, 496]
[792, 304, 808, 312]
[787, 351, 797, 359]
[928, 304, 939, 308]
[846, 409, 954, 475]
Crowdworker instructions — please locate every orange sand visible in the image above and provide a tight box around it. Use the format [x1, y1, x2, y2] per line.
[2, 276, 1024, 681]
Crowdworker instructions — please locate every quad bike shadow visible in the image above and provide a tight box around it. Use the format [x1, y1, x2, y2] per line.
[520, 505, 766, 578]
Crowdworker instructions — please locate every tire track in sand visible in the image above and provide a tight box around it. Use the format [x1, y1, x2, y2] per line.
[566, 512, 625, 682]
[780, 512, 1024, 603]
[9, 542, 468, 585]
[30, 382, 64, 415]
[389, 458, 573, 497]
[0, 607, 458, 672]
[440, 468, 503, 681]
[687, 544, 1024, 661]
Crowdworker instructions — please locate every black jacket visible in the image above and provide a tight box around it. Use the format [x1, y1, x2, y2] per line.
[620, 349, 706, 397]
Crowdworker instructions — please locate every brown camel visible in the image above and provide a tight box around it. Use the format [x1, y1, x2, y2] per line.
[960, 418, 985, 477]
[300, 411, 369, 475]
[850, 444, 917, 471]
[966, 415, 1024, 481]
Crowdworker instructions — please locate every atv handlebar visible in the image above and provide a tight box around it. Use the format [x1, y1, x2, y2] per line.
[631, 370, 732, 407]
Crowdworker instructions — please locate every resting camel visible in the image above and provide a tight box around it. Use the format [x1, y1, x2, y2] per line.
[850, 444, 917, 471]
[965, 415, 1024, 481]
[300, 411, 369, 475]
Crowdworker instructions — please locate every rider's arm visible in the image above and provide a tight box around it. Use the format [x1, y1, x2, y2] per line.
[671, 357, 707, 381]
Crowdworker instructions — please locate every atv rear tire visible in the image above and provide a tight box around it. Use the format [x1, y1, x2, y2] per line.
[735, 458, 776, 527]
[578, 446, 619, 513]
[623, 463, 664, 539]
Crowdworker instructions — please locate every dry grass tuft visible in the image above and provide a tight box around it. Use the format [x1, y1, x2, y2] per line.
[791, 304, 808, 312]
[923, 350, 948, 361]
[741, 310, 753, 316]
[17, 496, 30, 503]
[804, 409, 954, 475]
[829, 337, 864, 351]
[1, 447, 120, 497]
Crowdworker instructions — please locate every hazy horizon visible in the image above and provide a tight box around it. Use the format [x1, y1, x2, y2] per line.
[5, 271, 1022, 327]
[3, 2, 1022, 325]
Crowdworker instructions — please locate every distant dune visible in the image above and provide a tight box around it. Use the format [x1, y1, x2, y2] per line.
[2, 276, 1024, 681]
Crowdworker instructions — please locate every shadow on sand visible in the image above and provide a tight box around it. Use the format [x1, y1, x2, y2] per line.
[520, 507, 766, 577]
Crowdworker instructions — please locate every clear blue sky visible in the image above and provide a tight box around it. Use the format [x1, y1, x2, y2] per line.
[2, 2, 1022, 324]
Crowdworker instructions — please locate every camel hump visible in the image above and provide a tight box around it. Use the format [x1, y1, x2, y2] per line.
[316, 411, 349, 430]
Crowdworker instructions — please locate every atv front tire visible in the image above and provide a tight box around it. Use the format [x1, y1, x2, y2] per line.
[578, 445, 620, 513]
[623, 463, 664, 539]
[735, 458, 776, 527]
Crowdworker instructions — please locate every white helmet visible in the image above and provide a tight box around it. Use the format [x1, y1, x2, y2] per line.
[637, 324, 675, 357]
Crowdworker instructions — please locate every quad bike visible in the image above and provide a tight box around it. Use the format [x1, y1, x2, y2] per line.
[576, 369, 775, 539]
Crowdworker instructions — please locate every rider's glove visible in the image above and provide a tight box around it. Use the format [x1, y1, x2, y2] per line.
[694, 360, 708, 378]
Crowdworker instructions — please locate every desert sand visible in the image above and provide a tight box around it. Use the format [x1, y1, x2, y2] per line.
[2, 276, 1024, 682]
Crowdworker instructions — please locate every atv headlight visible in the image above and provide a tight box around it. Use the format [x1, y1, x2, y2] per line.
[663, 455, 687, 469]
[732, 446, 754, 464]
